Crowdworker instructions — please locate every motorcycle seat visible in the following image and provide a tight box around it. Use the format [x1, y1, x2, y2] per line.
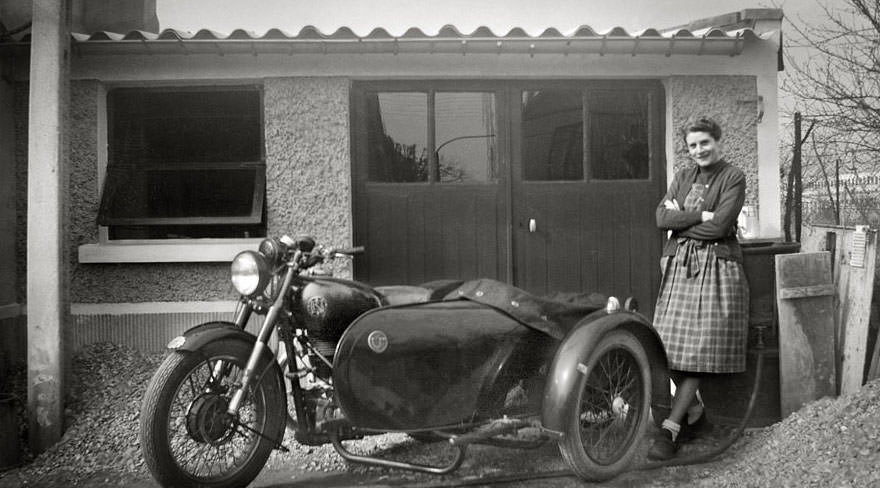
[375, 285, 433, 306]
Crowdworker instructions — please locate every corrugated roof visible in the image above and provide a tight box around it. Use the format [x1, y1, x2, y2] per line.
[2, 8, 784, 58]
[0, 24, 778, 57]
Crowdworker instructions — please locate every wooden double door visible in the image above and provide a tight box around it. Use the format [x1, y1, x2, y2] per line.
[352, 80, 666, 316]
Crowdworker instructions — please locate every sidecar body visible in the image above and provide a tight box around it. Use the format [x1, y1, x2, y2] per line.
[333, 278, 667, 432]
[334, 298, 556, 430]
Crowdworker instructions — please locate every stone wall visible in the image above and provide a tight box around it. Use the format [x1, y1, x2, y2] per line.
[668, 75, 760, 206]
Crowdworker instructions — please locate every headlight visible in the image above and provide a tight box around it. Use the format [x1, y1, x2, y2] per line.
[231, 251, 270, 297]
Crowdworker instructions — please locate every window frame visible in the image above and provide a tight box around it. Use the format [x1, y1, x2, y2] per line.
[97, 84, 266, 236]
[357, 82, 501, 186]
[519, 81, 659, 183]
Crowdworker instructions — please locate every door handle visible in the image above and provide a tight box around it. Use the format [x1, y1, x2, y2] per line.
[529, 219, 536, 233]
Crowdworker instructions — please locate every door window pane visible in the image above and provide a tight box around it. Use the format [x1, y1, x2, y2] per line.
[366, 92, 429, 182]
[588, 91, 650, 180]
[435, 92, 497, 183]
[521, 89, 584, 181]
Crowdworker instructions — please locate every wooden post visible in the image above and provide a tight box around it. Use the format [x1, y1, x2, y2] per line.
[793, 112, 803, 243]
[835, 159, 840, 225]
[838, 227, 877, 395]
[27, 0, 69, 454]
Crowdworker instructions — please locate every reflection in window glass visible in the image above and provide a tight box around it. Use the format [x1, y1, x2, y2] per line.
[588, 92, 650, 180]
[435, 92, 497, 183]
[366, 92, 429, 182]
[521, 89, 584, 181]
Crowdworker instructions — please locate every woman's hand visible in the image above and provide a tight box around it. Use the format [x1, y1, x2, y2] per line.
[701, 211, 715, 222]
[664, 199, 680, 210]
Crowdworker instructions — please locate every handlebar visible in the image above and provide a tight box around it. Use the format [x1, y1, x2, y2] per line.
[330, 246, 364, 257]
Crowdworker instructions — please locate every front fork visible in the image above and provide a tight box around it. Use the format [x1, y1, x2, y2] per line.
[226, 263, 299, 415]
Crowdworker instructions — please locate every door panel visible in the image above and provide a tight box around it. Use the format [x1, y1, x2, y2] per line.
[512, 82, 664, 317]
[514, 184, 659, 299]
[352, 81, 664, 316]
[352, 83, 508, 286]
[360, 184, 506, 285]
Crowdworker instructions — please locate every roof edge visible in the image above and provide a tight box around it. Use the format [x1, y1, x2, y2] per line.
[663, 8, 783, 34]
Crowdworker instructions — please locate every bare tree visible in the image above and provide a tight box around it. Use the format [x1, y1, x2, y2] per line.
[781, 0, 880, 228]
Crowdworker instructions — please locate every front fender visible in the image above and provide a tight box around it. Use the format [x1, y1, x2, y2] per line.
[541, 311, 670, 433]
[168, 321, 266, 357]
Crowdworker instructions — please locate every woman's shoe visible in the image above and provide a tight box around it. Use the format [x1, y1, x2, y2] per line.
[647, 428, 679, 460]
[677, 410, 712, 443]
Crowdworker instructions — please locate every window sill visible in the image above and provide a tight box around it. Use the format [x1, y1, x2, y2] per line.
[78, 239, 262, 263]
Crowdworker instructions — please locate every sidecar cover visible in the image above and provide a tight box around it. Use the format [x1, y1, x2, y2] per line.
[446, 279, 607, 340]
[333, 279, 606, 431]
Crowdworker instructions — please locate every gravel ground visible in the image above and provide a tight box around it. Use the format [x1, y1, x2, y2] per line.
[1, 342, 879, 487]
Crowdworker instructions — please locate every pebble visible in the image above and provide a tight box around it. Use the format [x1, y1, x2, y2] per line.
[2, 342, 880, 487]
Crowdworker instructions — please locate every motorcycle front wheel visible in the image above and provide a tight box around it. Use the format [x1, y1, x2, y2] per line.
[558, 328, 651, 481]
[140, 339, 287, 488]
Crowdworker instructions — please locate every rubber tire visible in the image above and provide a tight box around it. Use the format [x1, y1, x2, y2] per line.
[557, 328, 652, 481]
[140, 339, 287, 488]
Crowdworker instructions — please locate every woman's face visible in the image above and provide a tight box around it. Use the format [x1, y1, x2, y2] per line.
[685, 131, 722, 167]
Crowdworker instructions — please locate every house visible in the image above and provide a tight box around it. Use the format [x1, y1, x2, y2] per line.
[0, 0, 784, 450]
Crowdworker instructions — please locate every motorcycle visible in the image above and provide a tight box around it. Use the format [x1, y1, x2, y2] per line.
[139, 234, 671, 487]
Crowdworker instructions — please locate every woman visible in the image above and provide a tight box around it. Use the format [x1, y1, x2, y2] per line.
[649, 117, 749, 460]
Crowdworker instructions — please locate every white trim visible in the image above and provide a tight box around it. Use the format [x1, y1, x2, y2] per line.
[0, 303, 23, 319]
[662, 78, 675, 189]
[71, 51, 774, 82]
[77, 238, 261, 263]
[71, 301, 240, 315]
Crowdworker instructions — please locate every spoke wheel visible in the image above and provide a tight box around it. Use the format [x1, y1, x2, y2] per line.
[140, 339, 286, 488]
[558, 329, 651, 481]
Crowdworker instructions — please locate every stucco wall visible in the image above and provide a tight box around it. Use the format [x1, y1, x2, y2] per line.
[65, 77, 353, 303]
[668, 75, 760, 206]
[264, 77, 352, 247]
[38, 74, 759, 303]
[66, 81, 236, 303]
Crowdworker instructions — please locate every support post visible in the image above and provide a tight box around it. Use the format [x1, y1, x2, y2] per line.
[793, 112, 803, 243]
[27, 0, 69, 454]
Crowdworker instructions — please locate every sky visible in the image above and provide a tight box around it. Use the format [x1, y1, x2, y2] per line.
[155, 0, 835, 35]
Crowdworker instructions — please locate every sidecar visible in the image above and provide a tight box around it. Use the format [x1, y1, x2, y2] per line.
[330, 278, 671, 481]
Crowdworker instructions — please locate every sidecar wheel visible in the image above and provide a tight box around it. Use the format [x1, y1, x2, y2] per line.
[558, 329, 651, 481]
[140, 339, 286, 488]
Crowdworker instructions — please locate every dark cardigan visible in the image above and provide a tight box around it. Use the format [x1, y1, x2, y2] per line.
[656, 160, 746, 262]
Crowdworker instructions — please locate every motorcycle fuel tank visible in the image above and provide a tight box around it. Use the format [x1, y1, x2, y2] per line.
[333, 300, 557, 431]
[294, 277, 383, 343]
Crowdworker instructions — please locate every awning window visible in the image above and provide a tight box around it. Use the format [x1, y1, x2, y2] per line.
[98, 86, 265, 239]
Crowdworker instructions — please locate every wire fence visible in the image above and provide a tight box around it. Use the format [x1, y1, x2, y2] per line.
[800, 199, 880, 228]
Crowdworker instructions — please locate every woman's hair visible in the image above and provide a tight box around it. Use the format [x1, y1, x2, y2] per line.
[682, 117, 722, 143]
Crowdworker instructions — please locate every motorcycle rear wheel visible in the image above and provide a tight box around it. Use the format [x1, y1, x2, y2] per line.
[140, 339, 286, 488]
[558, 328, 651, 481]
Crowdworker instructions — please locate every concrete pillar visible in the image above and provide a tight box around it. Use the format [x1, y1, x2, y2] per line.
[27, 0, 69, 453]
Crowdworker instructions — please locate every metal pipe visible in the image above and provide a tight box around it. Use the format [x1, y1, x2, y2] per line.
[330, 430, 468, 475]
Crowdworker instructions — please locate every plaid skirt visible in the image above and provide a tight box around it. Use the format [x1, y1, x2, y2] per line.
[653, 240, 749, 373]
